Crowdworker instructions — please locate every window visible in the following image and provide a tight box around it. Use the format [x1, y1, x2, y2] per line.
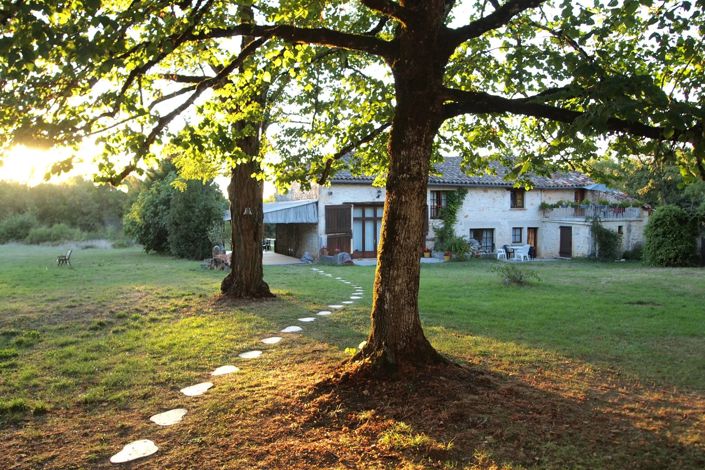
[510, 189, 525, 208]
[617, 225, 623, 235]
[353, 205, 383, 255]
[574, 189, 587, 203]
[471, 228, 494, 253]
[512, 227, 522, 244]
[429, 191, 448, 219]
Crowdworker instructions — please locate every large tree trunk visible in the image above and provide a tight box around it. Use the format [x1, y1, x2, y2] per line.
[357, 1, 449, 371]
[220, 132, 274, 299]
[220, 3, 273, 299]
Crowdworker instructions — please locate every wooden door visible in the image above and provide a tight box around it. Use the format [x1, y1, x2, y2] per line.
[527, 227, 538, 257]
[325, 205, 352, 254]
[559, 226, 572, 258]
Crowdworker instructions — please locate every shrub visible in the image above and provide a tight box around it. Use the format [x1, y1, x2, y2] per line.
[25, 224, 83, 244]
[167, 180, 226, 260]
[491, 264, 541, 286]
[0, 212, 39, 243]
[123, 177, 173, 253]
[590, 219, 622, 261]
[447, 236, 471, 261]
[622, 243, 643, 261]
[644, 205, 697, 267]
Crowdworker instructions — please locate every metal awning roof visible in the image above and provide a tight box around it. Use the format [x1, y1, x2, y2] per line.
[223, 199, 318, 224]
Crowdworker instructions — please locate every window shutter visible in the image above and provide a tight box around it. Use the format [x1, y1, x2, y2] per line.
[325, 204, 352, 235]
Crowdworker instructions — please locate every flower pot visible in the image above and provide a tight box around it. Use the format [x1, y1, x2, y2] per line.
[443, 255, 451, 262]
[423, 252, 431, 258]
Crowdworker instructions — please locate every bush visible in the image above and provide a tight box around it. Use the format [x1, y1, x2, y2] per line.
[447, 236, 471, 261]
[123, 178, 173, 253]
[167, 180, 226, 259]
[124, 161, 227, 259]
[0, 212, 39, 243]
[25, 224, 83, 244]
[590, 219, 622, 261]
[644, 205, 697, 267]
[491, 264, 541, 286]
[622, 243, 643, 261]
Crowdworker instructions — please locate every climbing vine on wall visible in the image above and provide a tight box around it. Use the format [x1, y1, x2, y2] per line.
[590, 218, 622, 261]
[434, 188, 468, 252]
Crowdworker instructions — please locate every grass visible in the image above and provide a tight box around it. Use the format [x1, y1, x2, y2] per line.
[0, 244, 703, 469]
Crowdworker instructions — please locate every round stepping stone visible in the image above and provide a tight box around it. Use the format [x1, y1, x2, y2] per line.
[150, 408, 187, 426]
[110, 440, 158, 464]
[350, 296, 362, 300]
[238, 350, 262, 359]
[317, 310, 332, 316]
[281, 325, 303, 333]
[211, 365, 239, 376]
[343, 281, 352, 284]
[328, 304, 344, 309]
[298, 317, 316, 322]
[342, 301, 354, 304]
[261, 336, 283, 344]
[335, 277, 342, 280]
[180, 382, 213, 397]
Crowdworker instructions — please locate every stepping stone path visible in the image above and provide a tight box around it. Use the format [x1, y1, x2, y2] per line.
[180, 382, 213, 397]
[110, 440, 159, 463]
[261, 336, 283, 344]
[281, 325, 303, 333]
[211, 365, 239, 376]
[238, 350, 263, 359]
[150, 409, 187, 426]
[110, 266, 365, 465]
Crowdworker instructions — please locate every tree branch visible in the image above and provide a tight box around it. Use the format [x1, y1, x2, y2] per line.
[185, 24, 394, 59]
[157, 73, 213, 83]
[101, 36, 269, 185]
[448, 0, 547, 47]
[442, 87, 701, 143]
[317, 122, 392, 184]
[360, 0, 408, 23]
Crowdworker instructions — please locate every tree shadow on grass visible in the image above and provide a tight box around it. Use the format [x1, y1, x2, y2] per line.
[240, 359, 705, 469]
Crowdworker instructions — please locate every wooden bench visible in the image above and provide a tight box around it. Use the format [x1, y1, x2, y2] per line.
[57, 249, 72, 266]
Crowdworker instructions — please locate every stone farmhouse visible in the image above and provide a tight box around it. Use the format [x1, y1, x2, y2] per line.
[262, 157, 648, 260]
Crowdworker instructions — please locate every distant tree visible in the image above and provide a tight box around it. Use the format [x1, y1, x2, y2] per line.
[0, 179, 128, 233]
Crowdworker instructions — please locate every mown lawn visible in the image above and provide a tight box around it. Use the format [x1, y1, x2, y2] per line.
[0, 244, 703, 469]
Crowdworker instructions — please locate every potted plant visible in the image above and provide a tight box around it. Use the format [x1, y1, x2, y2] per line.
[423, 246, 431, 258]
[443, 251, 451, 261]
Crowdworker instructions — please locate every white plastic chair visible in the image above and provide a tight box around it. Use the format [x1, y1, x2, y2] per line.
[512, 246, 530, 261]
[496, 248, 506, 260]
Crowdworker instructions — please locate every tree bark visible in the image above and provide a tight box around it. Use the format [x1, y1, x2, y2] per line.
[220, 131, 274, 299]
[357, 1, 449, 371]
